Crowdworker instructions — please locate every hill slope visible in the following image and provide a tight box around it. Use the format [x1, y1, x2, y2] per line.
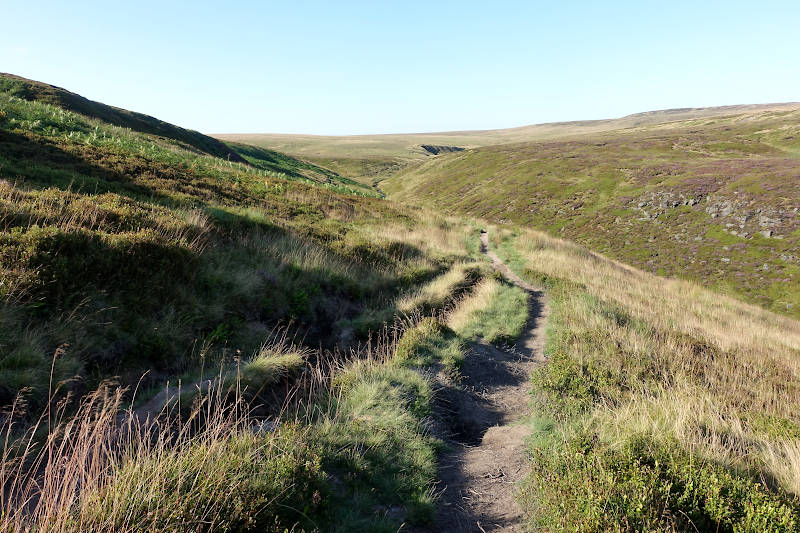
[1, 73, 512, 532]
[0, 75, 470, 408]
[0, 73, 249, 162]
[215, 103, 800, 183]
[3, 75, 800, 532]
[384, 106, 800, 317]
[489, 225, 800, 531]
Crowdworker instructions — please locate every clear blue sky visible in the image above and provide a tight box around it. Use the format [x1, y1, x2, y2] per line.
[2, 1, 798, 135]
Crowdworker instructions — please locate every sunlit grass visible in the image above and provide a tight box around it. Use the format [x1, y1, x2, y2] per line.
[488, 226, 800, 529]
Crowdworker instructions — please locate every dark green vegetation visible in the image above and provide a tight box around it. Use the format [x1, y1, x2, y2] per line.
[385, 108, 800, 318]
[525, 434, 799, 532]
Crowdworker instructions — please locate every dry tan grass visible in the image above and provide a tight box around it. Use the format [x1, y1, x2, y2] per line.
[396, 261, 482, 315]
[446, 278, 500, 333]
[505, 227, 800, 359]
[0, 337, 319, 532]
[0, 181, 212, 253]
[499, 225, 800, 495]
[360, 213, 476, 261]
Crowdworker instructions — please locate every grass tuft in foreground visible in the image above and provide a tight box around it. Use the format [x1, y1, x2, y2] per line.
[0, 379, 326, 532]
[0, 312, 484, 532]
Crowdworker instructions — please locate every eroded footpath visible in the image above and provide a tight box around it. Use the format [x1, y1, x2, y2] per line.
[422, 232, 549, 532]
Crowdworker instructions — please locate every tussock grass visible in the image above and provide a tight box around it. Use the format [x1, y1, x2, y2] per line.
[0, 379, 325, 532]
[343, 258, 485, 339]
[0, 320, 457, 532]
[359, 214, 480, 263]
[0, 74, 492, 531]
[0, 83, 484, 409]
[395, 261, 484, 315]
[311, 357, 437, 530]
[490, 226, 800, 530]
[447, 277, 528, 344]
[238, 343, 307, 395]
[394, 317, 464, 370]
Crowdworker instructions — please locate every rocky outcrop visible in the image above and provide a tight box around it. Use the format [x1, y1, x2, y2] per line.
[628, 190, 798, 239]
[705, 194, 798, 239]
[631, 191, 702, 220]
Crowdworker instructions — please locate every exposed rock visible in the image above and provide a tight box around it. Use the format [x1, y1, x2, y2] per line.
[704, 194, 796, 239]
[632, 190, 705, 220]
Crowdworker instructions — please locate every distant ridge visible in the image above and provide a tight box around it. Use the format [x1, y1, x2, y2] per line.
[215, 101, 800, 182]
[622, 102, 800, 119]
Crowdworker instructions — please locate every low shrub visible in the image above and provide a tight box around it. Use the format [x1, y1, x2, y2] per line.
[523, 433, 800, 532]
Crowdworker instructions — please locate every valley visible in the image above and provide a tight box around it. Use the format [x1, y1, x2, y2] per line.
[380, 105, 800, 318]
[1, 73, 799, 532]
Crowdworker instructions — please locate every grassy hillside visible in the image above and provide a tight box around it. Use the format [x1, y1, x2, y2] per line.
[487, 226, 800, 531]
[0, 75, 478, 411]
[215, 103, 799, 183]
[0, 74, 500, 531]
[0, 73, 246, 163]
[384, 107, 800, 318]
[4, 74, 800, 531]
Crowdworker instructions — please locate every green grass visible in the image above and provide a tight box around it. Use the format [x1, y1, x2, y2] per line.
[0, 73, 245, 163]
[239, 348, 306, 393]
[341, 261, 485, 338]
[81, 427, 327, 532]
[486, 229, 800, 532]
[0, 75, 476, 411]
[312, 361, 438, 530]
[304, 316, 476, 531]
[394, 317, 465, 370]
[227, 141, 381, 197]
[3, 306, 478, 533]
[452, 279, 528, 344]
[383, 107, 800, 318]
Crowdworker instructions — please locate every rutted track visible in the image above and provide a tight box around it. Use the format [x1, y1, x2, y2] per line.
[423, 231, 549, 532]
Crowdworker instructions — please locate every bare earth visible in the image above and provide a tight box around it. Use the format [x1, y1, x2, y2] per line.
[416, 232, 549, 532]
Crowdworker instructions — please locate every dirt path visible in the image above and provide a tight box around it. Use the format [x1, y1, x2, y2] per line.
[421, 231, 548, 532]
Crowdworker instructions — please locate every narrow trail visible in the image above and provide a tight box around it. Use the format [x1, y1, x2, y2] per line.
[421, 231, 549, 532]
